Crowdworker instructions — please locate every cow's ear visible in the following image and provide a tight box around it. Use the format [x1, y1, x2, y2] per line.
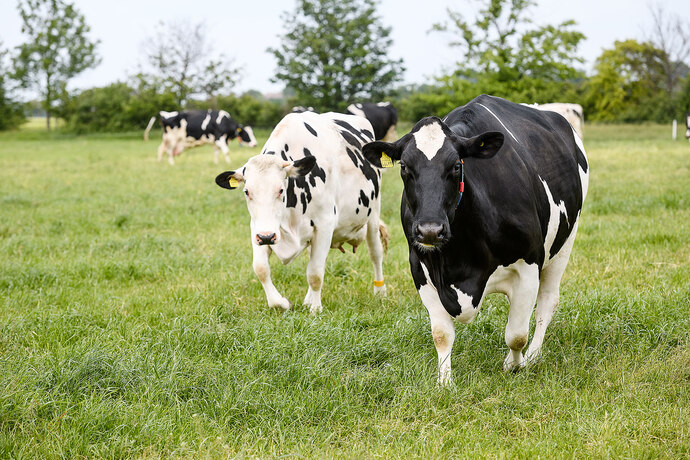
[362, 133, 411, 168]
[283, 156, 316, 177]
[215, 170, 244, 190]
[456, 131, 504, 160]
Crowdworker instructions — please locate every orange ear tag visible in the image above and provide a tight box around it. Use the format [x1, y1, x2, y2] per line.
[380, 152, 394, 168]
[229, 177, 240, 188]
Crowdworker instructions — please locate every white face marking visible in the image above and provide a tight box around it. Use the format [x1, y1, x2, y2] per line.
[376, 101, 391, 107]
[159, 110, 178, 118]
[540, 177, 569, 260]
[201, 113, 211, 131]
[241, 156, 290, 243]
[413, 122, 446, 160]
[346, 103, 366, 118]
[217, 110, 230, 124]
[239, 126, 258, 147]
[476, 102, 520, 144]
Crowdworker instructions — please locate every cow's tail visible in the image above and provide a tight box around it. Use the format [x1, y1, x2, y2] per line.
[378, 220, 390, 253]
[143, 116, 157, 141]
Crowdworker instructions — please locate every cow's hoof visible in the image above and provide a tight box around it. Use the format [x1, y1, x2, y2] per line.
[524, 348, 542, 366]
[503, 350, 526, 372]
[373, 284, 387, 296]
[436, 375, 453, 388]
[269, 298, 291, 311]
[308, 304, 323, 316]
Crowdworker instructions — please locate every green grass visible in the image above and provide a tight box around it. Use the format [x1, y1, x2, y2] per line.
[0, 121, 688, 458]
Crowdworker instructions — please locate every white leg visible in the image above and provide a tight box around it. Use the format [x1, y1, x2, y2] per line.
[526, 221, 579, 363]
[252, 244, 290, 310]
[216, 137, 230, 164]
[418, 283, 455, 386]
[365, 219, 386, 296]
[303, 224, 334, 315]
[213, 146, 220, 164]
[503, 261, 540, 372]
[157, 139, 166, 162]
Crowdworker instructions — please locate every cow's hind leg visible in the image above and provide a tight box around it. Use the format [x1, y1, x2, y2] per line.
[503, 260, 540, 371]
[252, 244, 290, 310]
[303, 223, 334, 315]
[526, 221, 579, 364]
[365, 218, 386, 295]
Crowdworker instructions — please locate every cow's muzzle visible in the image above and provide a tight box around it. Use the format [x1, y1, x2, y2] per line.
[256, 232, 277, 245]
[414, 222, 447, 247]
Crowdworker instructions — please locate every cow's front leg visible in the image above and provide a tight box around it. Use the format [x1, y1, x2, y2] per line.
[503, 261, 540, 371]
[157, 139, 166, 162]
[215, 136, 230, 164]
[418, 281, 455, 386]
[252, 244, 290, 310]
[304, 224, 334, 315]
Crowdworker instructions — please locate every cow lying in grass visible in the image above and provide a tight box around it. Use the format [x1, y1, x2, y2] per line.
[363, 95, 588, 383]
[216, 111, 388, 314]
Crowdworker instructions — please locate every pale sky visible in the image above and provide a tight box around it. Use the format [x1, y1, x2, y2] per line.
[1, 0, 688, 96]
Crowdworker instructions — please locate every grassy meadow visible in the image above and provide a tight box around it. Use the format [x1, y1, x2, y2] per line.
[0, 120, 688, 458]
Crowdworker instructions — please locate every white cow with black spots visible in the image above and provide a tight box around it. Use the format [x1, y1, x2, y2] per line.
[216, 111, 388, 314]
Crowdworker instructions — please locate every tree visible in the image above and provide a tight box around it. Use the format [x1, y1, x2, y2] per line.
[646, 3, 690, 96]
[432, 0, 585, 102]
[0, 43, 26, 131]
[140, 20, 240, 107]
[12, 0, 100, 130]
[584, 40, 668, 121]
[270, 0, 404, 111]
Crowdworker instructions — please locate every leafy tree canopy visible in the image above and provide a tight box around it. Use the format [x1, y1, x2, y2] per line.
[270, 0, 404, 111]
[12, 0, 100, 130]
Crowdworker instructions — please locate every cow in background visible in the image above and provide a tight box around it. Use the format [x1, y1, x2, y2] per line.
[526, 103, 585, 140]
[215, 111, 388, 314]
[685, 112, 690, 141]
[346, 102, 398, 141]
[144, 109, 257, 165]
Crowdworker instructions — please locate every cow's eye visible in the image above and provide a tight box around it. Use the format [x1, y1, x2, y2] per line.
[454, 161, 462, 172]
[244, 189, 250, 198]
[278, 188, 284, 197]
[399, 162, 407, 173]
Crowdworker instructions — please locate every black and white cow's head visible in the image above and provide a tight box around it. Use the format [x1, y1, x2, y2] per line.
[215, 154, 316, 245]
[236, 125, 258, 147]
[362, 117, 503, 251]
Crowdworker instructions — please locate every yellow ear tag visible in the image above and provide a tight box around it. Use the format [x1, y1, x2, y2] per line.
[229, 177, 240, 188]
[380, 152, 394, 168]
[480, 141, 484, 147]
[237, 128, 242, 133]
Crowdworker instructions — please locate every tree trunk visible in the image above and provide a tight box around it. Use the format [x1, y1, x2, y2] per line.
[46, 110, 51, 131]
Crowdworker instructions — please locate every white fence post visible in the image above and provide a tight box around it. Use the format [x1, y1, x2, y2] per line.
[672, 119, 677, 140]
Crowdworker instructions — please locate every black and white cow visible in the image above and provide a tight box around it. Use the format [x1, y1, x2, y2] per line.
[363, 95, 589, 384]
[347, 102, 399, 141]
[685, 112, 690, 141]
[144, 109, 257, 165]
[215, 111, 388, 314]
